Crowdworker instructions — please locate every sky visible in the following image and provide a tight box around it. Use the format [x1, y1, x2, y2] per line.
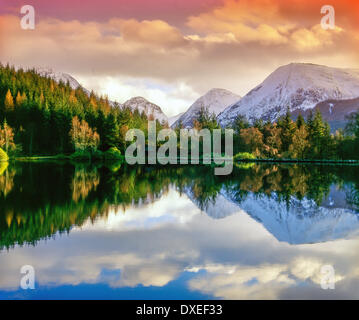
[0, 0, 358, 116]
[2, 186, 359, 299]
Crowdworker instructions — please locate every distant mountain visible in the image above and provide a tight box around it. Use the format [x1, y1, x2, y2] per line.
[183, 186, 239, 219]
[35, 67, 90, 94]
[223, 186, 359, 244]
[123, 97, 168, 123]
[184, 182, 359, 244]
[168, 113, 184, 126]
[172, 88, 241, 128]
[34, 67, 169, 123]
[292, 97, 359, 132]
[218, 63, 359, 127]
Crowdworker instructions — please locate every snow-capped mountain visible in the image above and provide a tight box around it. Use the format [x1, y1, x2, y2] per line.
[123, 97, 168, 123]
[172, 88, 241, 128]
[168, 113, 184, 126]
[225, 190, 359, 245]
[34, 68, 169, 121]
[218, 63, 359, 127]
[35, 67, 90, 94]
[186, 184, 359, 244]
[183, 186, 240, 219]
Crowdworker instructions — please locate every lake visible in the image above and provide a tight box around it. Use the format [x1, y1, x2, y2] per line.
[1, 161, 359, 299]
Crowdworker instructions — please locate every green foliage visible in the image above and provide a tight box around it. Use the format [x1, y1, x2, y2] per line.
[233, 152, 256, 160]
[277, 107, 296, 152]
[232, 114, 249, 134]
[0, 147, 9, 161]
[194, 106, 219, 130]
[0, 64, 166, 156]
[104, 147, 122, 160]
[70, 150, 92, 160]
[233, 109, 359, 160]
[2, 64, 359, 161]
[2, 162, 359, 249]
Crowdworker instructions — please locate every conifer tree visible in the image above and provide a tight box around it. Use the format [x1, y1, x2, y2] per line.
[4, 89, 14, 111]
[296, 114, 305, 129]
[278, 107, 295, 152]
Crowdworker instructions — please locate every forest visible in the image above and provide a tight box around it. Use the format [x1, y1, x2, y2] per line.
[0, 64, 166, 159]
[1, 63, 359, 161]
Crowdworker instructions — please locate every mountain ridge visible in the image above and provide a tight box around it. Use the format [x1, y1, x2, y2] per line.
[123, 96, 168, 123]
[172, 88, 241, 128]
[29, 63, 359, 129]
[218, 63, 359, 127]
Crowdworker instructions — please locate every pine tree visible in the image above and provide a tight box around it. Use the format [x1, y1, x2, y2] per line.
[278, 107, 295, 152]
[103, 113, 119, 149]
[309, 110, 331, 159]
[15, 92, 23, 107]
[232, 114, 249, 134]
[296, 114, 305, 129]
[4, 89, 14, 111]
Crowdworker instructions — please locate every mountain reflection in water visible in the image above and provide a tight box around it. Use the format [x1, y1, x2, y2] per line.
[1, 162, 359, 299]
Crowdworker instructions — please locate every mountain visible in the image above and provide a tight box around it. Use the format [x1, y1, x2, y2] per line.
[123, 97, 168, 123]
[184, 186, 239, 219]
[241, 194, 359, 245]
[172, 88, 241, 128]
[34, 68, 169, 122]
[35, 67, 90, 94]
[184, 182, 359, 244]
[168, 113, 184, 126]
[224, 186, 359, 245]
[218, 63, 359, 127]
[292, 97, 359, 132]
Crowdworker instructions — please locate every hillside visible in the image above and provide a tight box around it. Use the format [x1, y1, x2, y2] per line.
[218, 63, 359, 127]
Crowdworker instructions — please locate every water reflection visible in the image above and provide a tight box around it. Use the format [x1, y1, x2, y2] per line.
[1, 162, 359, 299]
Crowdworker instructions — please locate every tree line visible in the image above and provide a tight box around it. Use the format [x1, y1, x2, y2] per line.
[0, 64, 166, 157]
[174, 105, 359, 160]
[1, 63, 359, 160]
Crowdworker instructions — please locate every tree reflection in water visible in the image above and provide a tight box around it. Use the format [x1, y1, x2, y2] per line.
[1, 162, 359, 249]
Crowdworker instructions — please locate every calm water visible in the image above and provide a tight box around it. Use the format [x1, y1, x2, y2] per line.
[1, 161, 359, 299]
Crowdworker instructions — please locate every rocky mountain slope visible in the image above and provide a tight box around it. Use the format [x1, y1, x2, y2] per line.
[218, 63, 359, 127]
[173, 88, 241, 128]
[123, 97, 168, 123]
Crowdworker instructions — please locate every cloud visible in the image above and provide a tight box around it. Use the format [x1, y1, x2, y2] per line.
[188, 264, 294, 299]
[187, 0, 291, 45]
[1, 187, 359, 299]
[290, 25, 343, 51]
[186, 0, 348, 50]
[0, 0, 358, 115]
[109, 19, 188, 48]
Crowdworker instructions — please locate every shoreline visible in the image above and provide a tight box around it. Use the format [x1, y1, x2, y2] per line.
[10, 155, 359, 165]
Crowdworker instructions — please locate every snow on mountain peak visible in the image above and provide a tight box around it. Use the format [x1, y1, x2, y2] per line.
[123, 96, 168, 123]
[218, 63, 359, 127]
[168, 113, 184, 126]
[172, 88, 241, 128]
[34, 67, 85, 91]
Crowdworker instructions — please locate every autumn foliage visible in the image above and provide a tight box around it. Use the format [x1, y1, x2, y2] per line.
[0, 121, 15, 153]
[69, 116, 100, 152]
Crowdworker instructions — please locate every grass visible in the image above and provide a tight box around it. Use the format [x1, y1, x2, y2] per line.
[233, 152, 256, 161]
[15, 152, 126, 163]
[15, 154, 69, 161]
